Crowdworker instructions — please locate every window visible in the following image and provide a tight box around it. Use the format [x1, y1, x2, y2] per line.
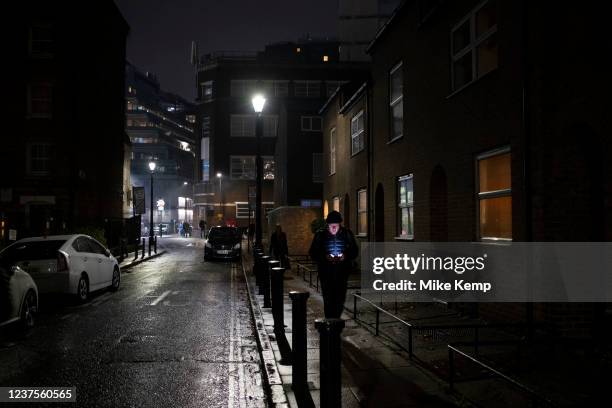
[451, 0, 498, 91]
[329, 127, 336, 175]
[27, 144, 52, 175]
[27, 83, 53, 118]
[230, 156, 256, 180]
[274, 81, 289, 97]
[235, 202, 250, 218]
[230, 156, 275, 180]
[333, 196, 340, 212]
[230, 114, 256, 137]
[201, 116, 211, 137]
[201, 81, 214, 102]
[357, 189, 367, 236]
[323, 55, 329, 62]
[263, 156, 275, 180]
[263, 115, 278, 137]
[230, 80, 257, 97]
[301, 116, 322, 132]
[186, 114, 196, 123]
[29, 25, 53, 56]
[312, 153, 323, 183]
[294, 81, 321, 97]
[477, 148, 511, 240]
[389, 62, 403, 140]
[397, 175, 414, 239]
[351, 110, 365, 155]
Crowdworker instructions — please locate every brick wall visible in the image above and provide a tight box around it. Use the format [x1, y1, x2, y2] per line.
[267, 206, 321, 255]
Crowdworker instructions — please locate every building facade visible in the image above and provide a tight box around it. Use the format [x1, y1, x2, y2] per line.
[322, 0, 610, 335]
[125, 63, 197, 234]
[1, 1, 130, 245]
[193, 38, 367, 230]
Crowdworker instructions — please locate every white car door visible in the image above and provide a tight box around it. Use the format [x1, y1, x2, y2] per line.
[72, 237, 101, 289]
[87, 238, 113, 287]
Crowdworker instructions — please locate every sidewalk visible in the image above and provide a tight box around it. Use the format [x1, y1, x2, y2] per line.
[242, 250, 461, 408]
[117, 241, 166, 270]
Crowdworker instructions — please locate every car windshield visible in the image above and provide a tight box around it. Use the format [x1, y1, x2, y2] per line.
[208, 228, 239, 239]
[0, 240, 66, 263]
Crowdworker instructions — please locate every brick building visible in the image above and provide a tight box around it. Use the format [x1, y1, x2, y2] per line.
[192, 38, 367, 230]
[1, 1, 130, 245]
[321, 0, 610, 335]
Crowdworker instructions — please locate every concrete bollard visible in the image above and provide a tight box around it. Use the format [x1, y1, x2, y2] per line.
[148, 236, 152, 257]
[141, 238, 145, 259]
[253, 250, 264, 293]
[154, 235, 157, 254]
[315, 318, 345, 408]
[289, 291, 310, 394]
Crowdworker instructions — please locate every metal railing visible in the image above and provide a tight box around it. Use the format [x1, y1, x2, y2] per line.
[448, 344, 557, 407]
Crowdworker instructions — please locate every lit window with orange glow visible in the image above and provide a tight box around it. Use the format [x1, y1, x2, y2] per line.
[323, 55, 329, 62]
[477, 148, 511, 240]
[296, 47, 301, 53]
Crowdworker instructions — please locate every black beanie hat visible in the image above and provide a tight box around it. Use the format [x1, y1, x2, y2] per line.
[326, 210, 343, 224]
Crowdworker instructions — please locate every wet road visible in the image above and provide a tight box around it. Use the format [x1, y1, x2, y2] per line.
[0, 237, 266, 407]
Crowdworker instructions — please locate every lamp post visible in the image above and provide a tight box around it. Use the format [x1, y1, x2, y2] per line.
[216, 172, 223, 221]
[148, 161, 156, 248]
[252, 94, 266, 249]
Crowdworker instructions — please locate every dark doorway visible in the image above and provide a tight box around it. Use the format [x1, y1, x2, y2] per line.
[429, 165, 448, 241]
[375, 183, 385, 241]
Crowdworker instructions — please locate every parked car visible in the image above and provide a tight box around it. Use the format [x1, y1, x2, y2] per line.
[204, 226, 242, 261]
[0, 235, 121, 303]
[153, 224, 169, 234]
[0, 263, 38, 330]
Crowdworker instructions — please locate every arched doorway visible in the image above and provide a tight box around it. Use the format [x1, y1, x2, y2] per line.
[343, 193, 351, 230]
[375, 183, 385, 241]
[429, 165, 448, 241]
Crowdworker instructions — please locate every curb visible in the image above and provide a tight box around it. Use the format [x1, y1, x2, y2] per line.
[120, 250, 167, 270]
[240, 255, 289, 408]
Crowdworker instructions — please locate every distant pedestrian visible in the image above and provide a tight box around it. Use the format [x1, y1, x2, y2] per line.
[308, 211, 358, 318]
[178, 223, 184, 237]
[183, 221, 190, 237]
[199, 219, 206, 238]
[269, 224, 289, 269]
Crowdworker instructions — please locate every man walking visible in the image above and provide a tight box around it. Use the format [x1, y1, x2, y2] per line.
[309, 211, 358, 318]
[199, 219, 206, 238]
[269, 224, 289, 268]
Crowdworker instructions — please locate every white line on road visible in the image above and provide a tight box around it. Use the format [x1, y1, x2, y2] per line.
[150, 290, 171, 306]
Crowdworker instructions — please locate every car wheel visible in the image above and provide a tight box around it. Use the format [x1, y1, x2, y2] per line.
[20, 290, 37, 330]
[110, 267, 120, 292]
[77, 276, 89, 303]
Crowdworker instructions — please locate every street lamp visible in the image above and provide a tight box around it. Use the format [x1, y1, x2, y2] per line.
[251, 94, 266, 248]
[216, 172, 223, 221]
[148, 161, 156, 253]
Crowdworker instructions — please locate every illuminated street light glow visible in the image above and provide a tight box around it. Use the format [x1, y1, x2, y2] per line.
[251, 94, 266, 113]
[216, 172, 222, 178]
[148, 161, 156, 172]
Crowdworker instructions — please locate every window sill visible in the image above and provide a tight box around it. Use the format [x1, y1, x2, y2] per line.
[394, 236, 413, 241]
[356, 234, 368, 238]
[386, 135, 403, 145]
[351, 149, 365, 158]
[446, 68, 498, 99]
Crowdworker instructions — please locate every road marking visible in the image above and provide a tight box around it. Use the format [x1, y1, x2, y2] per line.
[150, 290, 171, 305]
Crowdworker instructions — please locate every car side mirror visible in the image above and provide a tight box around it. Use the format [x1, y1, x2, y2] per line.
[9, 265, 19, 276]
[105, 249, 111, 257]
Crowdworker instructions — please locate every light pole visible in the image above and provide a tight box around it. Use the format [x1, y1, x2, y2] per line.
[148, 161, 156, 253]
[216, 172, 223, 221]
[252, 94, 266, 249]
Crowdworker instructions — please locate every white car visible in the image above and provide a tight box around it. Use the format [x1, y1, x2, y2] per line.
[0, 264, 38, 329]
[0, 235, 121, 302]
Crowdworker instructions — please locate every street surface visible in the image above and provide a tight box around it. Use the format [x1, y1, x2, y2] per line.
[0, 237, 266, 407]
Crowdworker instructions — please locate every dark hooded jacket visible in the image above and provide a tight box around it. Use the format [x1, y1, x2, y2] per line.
[309, 227, 358, 279]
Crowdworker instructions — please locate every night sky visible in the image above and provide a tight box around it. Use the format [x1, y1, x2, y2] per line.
[115, 0, 339, 100]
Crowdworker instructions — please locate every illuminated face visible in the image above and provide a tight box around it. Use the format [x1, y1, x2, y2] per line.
[328, 223, 340, 235]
